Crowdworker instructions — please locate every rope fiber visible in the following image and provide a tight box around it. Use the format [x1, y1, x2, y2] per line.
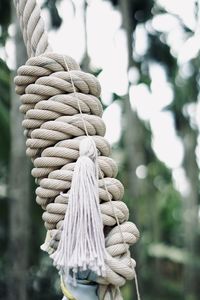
[13, 0, 141, 299]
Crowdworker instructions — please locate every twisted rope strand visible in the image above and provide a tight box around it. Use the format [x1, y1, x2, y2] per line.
[13, 0, 52, 57]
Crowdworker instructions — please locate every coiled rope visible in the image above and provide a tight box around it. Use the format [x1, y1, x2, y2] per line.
[13, 1, 140, 299]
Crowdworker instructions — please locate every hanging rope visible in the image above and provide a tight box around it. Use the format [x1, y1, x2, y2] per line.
[14, 0, 52, 56]
[13, 1, 140, 299]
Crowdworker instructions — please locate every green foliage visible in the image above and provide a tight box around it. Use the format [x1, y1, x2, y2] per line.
[107, 0, 154, 23]
[43, 0, 62, 29]
[0, 1, 200, 300]
[0, 0, 11, 45]
[28, 256, 61, 300]
[131, 0, 154, 23]
[0, 196, 8, 298]
[107, 0, 200, 299]
[158, 187, 182, 244]
[147, 33, 177, 78]
[0, 59, 10, 165]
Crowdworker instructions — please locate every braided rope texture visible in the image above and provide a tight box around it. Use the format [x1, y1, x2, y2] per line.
[14, 53, 140, 299]
[14, 0, 52, 57]
[13, 1, 140, 298]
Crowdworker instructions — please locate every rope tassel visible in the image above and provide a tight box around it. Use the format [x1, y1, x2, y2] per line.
[51, 137, 106, 279]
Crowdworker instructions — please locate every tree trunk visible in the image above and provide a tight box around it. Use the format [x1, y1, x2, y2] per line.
[7, 8, 30, 300]
[181, 126, 199, 300]
[80, 0, 91, 73]
[119, 1, 164, 298]
[119, 0, 146, 298]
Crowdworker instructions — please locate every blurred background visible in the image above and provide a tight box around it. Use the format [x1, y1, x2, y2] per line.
[1, 0, 200, 299]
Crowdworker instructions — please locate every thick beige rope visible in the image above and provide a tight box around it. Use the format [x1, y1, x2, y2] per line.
[60, 57, 140, 299]
[13, 1, 140, 299]
[14, 0, 52, 57]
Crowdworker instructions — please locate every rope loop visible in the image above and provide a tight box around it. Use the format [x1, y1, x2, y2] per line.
[14, 53, 103, 159]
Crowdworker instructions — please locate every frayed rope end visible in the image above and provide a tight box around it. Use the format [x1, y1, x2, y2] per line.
[51, 137, 107, 281]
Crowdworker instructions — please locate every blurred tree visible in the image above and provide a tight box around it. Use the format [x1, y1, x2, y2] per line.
[0, 59, 10, 166]
[106, 0, 200, 299]
[7, 6, 30, 300]
[0, 1, 63, 300]
[0, 1, 11, 299]
[171, 56, 200, 300]
[43, 0, 62, 29]
[0, 1, 200, 300]
[0, 0, 11, 45]
[118, 1, 150, 298]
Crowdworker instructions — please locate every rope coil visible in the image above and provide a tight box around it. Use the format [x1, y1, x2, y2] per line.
[13, 1, 140, 299]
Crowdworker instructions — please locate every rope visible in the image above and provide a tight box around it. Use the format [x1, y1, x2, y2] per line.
[13, 0, 141, 299]
[63, 56, 141, 300]
[13, 0, 52, 57]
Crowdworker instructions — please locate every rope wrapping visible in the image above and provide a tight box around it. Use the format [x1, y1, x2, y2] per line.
[13, 1, 140, 299]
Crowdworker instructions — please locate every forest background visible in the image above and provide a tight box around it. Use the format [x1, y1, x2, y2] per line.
[0, 0, 200, 299]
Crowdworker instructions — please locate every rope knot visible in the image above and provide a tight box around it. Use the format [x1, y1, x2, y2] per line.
[13, 0, 141, 297]
[79, 137, 98, 161]
[14, 53, 103, 159]
[51, 136, 107, 281]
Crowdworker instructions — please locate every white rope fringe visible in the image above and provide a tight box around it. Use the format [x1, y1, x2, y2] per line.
[51, 137, 107, 280]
